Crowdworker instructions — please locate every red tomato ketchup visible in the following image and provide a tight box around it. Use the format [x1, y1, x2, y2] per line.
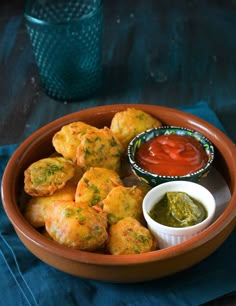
[135, 134, 208, 176]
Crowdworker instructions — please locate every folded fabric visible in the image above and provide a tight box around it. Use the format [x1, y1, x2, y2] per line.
[0, 101, 235, 306]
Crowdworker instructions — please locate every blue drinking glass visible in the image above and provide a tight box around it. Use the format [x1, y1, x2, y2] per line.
[24, 0, 103, 101]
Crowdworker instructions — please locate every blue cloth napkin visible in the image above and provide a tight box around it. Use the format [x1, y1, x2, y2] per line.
[1, 102, 236, 306]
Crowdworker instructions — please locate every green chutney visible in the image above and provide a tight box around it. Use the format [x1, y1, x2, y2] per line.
[149, 192, 207, 228]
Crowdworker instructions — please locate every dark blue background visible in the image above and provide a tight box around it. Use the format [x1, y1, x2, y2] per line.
[0, 0, 235, 145]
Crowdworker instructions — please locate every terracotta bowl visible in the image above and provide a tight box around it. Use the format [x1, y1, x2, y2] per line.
[1, 104, 236, 283]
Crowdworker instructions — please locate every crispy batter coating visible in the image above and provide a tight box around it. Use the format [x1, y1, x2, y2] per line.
[110, 108, 162, 150]
[75, 167, 123, 207]
[24, 157, 75, 197]
[52, 121, 98, 162]
[45, 200, 108, 251]
[24, 184, 76, 228]
[76, 127, 123, 172]
[107, 217, 157, 255]
[22, 110, 163, 255]
[103, 186, 145, 225]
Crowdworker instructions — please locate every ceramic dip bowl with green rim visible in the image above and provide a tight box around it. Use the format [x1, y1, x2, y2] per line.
[127, 126, 215, 187]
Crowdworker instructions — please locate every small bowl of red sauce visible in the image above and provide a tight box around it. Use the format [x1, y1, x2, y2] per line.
[127, 126, 214, 186]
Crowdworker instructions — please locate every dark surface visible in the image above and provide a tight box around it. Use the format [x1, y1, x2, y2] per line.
[0, 0, 236, 146]
[0, 1, 235, 305]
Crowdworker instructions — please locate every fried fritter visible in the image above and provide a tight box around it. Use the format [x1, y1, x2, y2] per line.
[52, 121, 98, 162]
[76, 127, 123, 172]
[103, 185, 145, 225]
[110, 108, 162, 150]
[45, 200, 108, 251]
[107, 217, 157, 255]
[75, 167, 123, 207]
[24, 184, 76, 228]
[24, 157, 75, 197]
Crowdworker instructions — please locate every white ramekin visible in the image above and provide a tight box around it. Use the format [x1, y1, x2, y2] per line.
[142, 181, 216, 249]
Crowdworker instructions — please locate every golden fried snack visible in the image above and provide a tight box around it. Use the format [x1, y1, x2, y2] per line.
[76, 127, 123, 172]
[45, 200, 108, 251]
[107, 217, 157, 255]
[24, 157, 75, 197]
[103, 185, 145, 225]
[110, 108, 162, 150]
[52, 121, 98, 162]
[23, 184, 76, 228]
[75, 167, 123, 207]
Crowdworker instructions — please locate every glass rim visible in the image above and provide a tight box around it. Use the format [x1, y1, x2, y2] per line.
[24, 3, 102, 26]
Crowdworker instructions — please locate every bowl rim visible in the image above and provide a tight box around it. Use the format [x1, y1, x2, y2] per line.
[1, 103, 236, 267]
[127, 125, 215, 180]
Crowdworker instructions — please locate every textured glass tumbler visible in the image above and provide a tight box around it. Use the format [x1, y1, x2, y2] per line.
[24, 0, 103, 101]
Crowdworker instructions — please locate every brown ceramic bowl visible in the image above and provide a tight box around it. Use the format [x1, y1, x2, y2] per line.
[1, 104, 236, 283]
